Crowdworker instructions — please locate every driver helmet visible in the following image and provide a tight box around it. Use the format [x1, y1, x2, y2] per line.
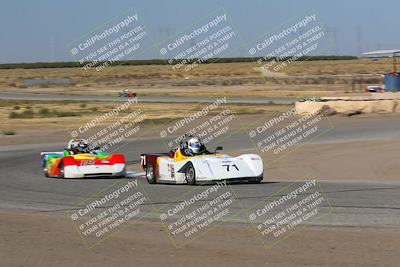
[187, 137, 201, 155]
[68, 139, 89, 154]
[76, 139, 89, 153]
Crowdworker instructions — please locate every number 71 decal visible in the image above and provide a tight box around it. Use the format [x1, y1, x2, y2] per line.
[222, 164, 239, 171]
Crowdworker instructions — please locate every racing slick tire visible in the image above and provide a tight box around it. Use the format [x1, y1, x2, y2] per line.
[185, 164, 196, 185]
[114, 166, 127, 178]
[146, 164, 156, 184]
[59, 162, 65, 179]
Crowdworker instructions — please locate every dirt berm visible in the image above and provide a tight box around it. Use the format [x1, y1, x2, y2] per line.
[296, 96, 400, 115]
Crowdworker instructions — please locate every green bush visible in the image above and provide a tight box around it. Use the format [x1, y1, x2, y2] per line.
[2, 130, 15, 135]
[8, 112, 18, 119]
[80, 103, 87, 108]
[54, 111, 79, 117]
[38, 108, 50, 116]
[8, 110, 34, 119]
[21, 110, 34, 118]
[13, 105, 20, 110]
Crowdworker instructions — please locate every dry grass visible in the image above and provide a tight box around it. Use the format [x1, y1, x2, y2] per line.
[0, 100, 291, 140]
[0, 58, 394, 98]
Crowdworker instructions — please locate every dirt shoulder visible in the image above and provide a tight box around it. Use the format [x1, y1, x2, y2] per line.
[266, 138, 400, 182]
[0, 211, 398, 267]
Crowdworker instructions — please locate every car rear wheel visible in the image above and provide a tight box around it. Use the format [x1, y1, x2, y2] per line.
[146, 164, 156, 184]
[185, 164, 196, 185]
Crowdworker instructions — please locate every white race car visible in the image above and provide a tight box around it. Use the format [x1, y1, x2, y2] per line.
[140, 146, 263, 185]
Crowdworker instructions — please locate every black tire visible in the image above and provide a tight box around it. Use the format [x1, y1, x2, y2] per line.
[43, 169, 49, 177]
[115, 167, 127, 178]
[185, 164, 196, 185]
[59, 162, 65, 179]
[146, 164, 156, 184]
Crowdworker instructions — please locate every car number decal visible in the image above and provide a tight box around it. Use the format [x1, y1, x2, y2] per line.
[81, 160, 95, 166]
[222, 164, 239, 171]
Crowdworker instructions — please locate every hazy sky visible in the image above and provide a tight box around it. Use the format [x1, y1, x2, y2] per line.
[1, 0, 399, 63]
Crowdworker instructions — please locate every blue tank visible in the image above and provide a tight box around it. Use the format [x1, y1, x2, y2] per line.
[384, 73, 400, 92]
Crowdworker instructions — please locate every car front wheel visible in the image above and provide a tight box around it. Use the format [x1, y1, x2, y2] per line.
[185, 164, 196, 185]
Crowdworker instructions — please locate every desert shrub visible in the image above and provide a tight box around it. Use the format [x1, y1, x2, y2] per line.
[2, 130, 15, 135]
[8, 110, 34, 119]
[54, 111, 80, 117]
[38, 108, 50, 116]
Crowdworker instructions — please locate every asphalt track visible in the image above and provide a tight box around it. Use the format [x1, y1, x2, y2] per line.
[1, 116, 400, 230]
[0, 92, 298, 104]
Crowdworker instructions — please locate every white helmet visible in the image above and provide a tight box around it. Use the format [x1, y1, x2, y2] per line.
[67, 139, 89, 154]
[187, 137, 201, 154]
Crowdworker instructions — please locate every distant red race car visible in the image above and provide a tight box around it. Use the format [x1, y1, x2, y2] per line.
[119, 90, 137, 98]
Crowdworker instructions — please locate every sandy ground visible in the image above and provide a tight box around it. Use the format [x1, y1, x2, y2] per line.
[267, 139, 400, 181]
[0, 211, 399, 267]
